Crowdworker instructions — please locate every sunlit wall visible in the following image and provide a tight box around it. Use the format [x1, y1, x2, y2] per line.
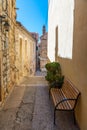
[48, 0, 74, 61]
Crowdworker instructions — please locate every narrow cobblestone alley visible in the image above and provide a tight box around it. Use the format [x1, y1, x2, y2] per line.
[0, 72, 80, 130]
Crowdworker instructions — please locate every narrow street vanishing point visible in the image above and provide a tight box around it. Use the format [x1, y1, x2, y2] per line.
[0, 72, 80, 130]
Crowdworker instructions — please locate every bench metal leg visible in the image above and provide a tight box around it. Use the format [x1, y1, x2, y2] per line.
[49, 87, 51, 99]
[54, 108, 56, 125]
[72, 111, 76, 125]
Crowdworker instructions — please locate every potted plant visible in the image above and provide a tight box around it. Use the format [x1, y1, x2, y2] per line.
[50, 74, 64, 89]
[45, 62, 64, 89]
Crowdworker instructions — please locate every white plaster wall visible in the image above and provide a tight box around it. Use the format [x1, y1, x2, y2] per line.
[48, 0, 74, 61]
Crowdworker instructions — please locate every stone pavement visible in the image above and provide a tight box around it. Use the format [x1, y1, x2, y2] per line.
[0, 72, 80, 130]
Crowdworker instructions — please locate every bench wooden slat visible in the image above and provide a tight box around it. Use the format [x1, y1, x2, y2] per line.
[51, 88, 74, 110]
[50, 78, 81, 124]
[63, 79, 79, 97]
[61, 89, 76, 109]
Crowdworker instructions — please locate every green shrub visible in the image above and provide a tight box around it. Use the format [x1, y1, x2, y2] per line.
[45, 62, 64, 89]
[45, 62, 61, 74]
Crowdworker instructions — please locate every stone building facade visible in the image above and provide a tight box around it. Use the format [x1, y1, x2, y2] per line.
[31, 32, 39, 71]
[39, 26, 48, 71]
[48, 0, 87, 129]
[0, 0, 16, 103]
[15, 21, 36, 81]
[0, 0, 36, 105]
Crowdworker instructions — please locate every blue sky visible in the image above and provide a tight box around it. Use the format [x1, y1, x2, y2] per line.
[16, 0, 48, 36]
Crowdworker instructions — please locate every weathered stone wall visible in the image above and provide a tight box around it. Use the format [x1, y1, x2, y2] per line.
[0, 0, 16, 103]
[0, 0, 36, 106]
[40, 33, 48, 71]
[15, 22, 36, 81]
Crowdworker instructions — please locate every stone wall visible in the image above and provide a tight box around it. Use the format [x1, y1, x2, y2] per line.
[40, 26, 48, 71]
[0, 0, 16, 103]
[15, 22, 36, 81]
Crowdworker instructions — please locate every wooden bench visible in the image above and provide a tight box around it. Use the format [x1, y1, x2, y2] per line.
[49, 78, 81, 124]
